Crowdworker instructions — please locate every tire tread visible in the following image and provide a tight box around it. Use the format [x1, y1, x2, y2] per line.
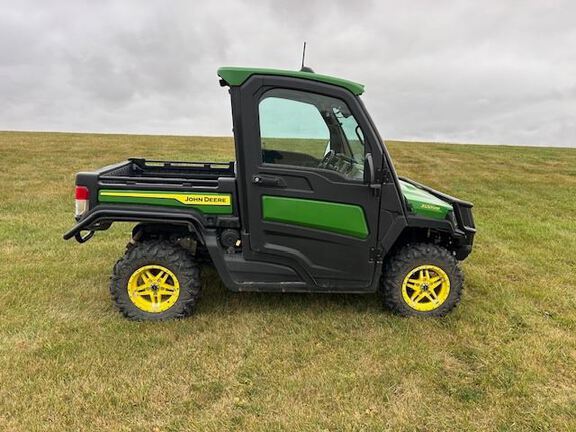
[110, 240, 201, 321]
[380, 243, 463, 317]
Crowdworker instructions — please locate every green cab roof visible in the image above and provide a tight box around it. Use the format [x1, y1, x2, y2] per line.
[217, 66, 365, 96]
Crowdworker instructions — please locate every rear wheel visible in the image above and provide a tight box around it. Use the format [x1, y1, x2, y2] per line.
[380, 243, 463, 317]
[110, 240, 201, 320]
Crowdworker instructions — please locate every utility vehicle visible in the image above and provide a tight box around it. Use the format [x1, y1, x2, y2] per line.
[64, 66, 475, 320]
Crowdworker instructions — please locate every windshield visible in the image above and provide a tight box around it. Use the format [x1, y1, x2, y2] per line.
[333, 107, 365, 164]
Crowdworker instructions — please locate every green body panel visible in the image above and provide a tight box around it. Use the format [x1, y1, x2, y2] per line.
[98, 190, 233, 215]
[218, 66, 365, 96]
[399, 180, 453, 220]
[262, 196, 369, 239]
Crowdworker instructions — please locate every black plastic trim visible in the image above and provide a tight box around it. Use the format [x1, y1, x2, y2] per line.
[63, 205, 207, 240]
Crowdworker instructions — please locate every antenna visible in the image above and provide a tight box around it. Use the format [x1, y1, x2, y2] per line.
[300, 42, 314, 73]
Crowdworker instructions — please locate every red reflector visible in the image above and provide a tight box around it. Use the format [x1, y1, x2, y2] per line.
[75, 186, 90, 200]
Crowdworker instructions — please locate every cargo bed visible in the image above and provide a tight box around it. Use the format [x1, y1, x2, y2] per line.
[68, 158, 239, 239]
[97, 158, 235, 185]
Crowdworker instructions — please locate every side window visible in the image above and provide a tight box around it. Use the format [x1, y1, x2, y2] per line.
[259, 96, 329, 168]
[258, 88, 365, 181]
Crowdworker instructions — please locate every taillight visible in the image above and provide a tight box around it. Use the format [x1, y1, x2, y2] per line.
[75, 186, 90, 217]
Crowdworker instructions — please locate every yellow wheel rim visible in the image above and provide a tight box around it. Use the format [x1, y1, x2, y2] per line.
[401, 265, 450, 312]
[127, 265, 180, 313]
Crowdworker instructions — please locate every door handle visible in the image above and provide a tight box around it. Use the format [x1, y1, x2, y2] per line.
[252, 175, 286, 188]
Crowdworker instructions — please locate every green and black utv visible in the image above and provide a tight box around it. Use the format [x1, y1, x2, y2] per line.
[64, 66, 475, 320]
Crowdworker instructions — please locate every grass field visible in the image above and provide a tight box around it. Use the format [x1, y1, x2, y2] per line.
[0, 131, 575, 431]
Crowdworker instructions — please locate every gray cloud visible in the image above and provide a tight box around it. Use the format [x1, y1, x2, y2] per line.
[0, 0, 574, 147]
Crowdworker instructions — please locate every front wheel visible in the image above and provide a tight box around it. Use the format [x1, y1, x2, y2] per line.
[380, 243, 463, 317]
[110, 240, 201, 320]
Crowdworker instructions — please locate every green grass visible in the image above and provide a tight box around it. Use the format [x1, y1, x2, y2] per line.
[1, 131, 575, 431]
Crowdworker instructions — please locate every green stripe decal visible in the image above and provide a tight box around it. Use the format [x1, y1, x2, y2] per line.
[98, 190, 233, 214]
[262, 196, 369, 239]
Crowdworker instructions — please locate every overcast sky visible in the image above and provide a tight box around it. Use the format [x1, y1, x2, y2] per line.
[1, 0, 575, 147]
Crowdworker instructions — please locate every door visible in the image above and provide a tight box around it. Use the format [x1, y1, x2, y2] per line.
[235, 77, 384, 290]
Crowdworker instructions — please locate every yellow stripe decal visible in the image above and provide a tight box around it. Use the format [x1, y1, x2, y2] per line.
[99, 191, 231, 206]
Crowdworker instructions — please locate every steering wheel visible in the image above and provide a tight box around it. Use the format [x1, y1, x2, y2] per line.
[318, 150, 336, 169]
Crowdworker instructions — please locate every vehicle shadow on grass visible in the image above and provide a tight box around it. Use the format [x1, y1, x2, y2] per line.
[195, 267, 384, 317]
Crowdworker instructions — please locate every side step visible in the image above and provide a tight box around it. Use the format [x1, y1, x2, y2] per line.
[204, 234, 308, 292]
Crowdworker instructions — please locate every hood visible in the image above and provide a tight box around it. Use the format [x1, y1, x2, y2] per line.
[399, 179, 453, 220]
